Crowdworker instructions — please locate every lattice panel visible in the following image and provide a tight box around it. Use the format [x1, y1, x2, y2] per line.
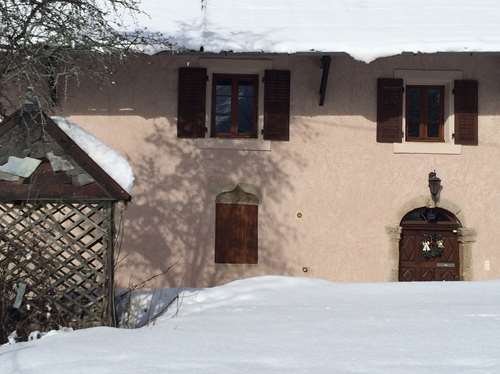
[0, 202, 113, 334]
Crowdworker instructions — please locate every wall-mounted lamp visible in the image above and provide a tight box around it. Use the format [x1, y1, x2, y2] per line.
[428, 171, 442, 204]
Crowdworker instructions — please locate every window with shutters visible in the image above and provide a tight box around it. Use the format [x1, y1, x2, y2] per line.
[211, 74, 259, 138]
[215, 185, 259, 264]
[177, 65, 291, 148]
[382, 70, 477, 154]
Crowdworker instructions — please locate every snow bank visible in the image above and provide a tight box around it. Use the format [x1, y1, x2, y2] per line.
[127, 0, 500, 62]
[51, 117, 134, 193]
[1, 276, 500, 373]
[116, 287, 183, 328]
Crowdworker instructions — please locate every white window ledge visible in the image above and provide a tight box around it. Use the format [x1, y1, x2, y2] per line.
[195, 138, 271, 151]
[393, 142, 462, 155]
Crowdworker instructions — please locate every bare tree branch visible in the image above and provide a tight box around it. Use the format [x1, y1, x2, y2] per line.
[0, 0, 172, 116]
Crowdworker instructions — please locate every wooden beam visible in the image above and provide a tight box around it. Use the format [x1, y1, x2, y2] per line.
[0, 181, 116, 201]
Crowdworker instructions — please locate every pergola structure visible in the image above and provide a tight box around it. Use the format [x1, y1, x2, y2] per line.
[0, 109, 130, 341]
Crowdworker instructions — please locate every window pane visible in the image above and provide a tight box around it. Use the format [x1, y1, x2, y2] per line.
[215, 114, 231, 133]
[215, 95, 231, 114]
[238, 95, 254, 133]
[237, 81, 255, 134]
[238, 81, 255, 97]
[427, 88, 442, 138]
[214, 78, 232, 135]
[215, 80, 232, 95]
[406, 87, 420, 138]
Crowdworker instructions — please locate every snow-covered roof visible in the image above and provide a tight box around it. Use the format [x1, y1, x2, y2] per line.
[52, 117, 135, 193]
[130, 0, 500, 62]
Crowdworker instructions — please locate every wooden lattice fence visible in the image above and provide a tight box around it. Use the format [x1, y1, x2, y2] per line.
[0, 109, 131, 343]
[0, 201, 116, 339]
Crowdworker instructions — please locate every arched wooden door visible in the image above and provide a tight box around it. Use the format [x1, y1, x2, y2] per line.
[399, 207, 461, 282]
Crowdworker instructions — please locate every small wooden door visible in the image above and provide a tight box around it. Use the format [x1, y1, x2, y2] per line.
[399, 208, 460, 282]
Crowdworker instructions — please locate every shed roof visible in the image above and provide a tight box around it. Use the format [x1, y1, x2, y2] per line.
[130, 0, 500, 62]
[0, 111, 131, 202]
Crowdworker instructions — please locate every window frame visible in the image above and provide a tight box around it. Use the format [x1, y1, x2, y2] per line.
[405, 85, 445, 143]
[211, 73, 259, 139]
[393, 69, 463, 155]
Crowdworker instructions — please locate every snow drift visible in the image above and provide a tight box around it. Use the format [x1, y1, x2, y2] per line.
[1, 276, 500, 373]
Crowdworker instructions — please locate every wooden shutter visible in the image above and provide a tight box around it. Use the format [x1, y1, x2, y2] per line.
[215, 203, 258, 264]
[454, 80, 478, 145]
[263, 70, 291, 141]
[177, 67, 207, 138]
[377, 78, 403, 143]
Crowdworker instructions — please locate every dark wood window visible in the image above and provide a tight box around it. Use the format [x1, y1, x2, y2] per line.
[211, 74, 258, 138]
[215, 203, 258, 264]
[405, 85, 445, 142]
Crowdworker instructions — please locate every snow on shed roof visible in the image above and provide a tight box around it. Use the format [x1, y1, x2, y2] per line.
[131, 0, 500, 62]
[52, 117, 135, 194]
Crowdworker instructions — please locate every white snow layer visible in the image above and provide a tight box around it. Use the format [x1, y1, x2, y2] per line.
[51, 117, 134, 193]
[127, 0, 500, 62]
[1, 276, 500, 374]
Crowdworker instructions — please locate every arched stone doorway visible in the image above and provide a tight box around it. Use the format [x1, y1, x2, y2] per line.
[399, 207, 461, 281]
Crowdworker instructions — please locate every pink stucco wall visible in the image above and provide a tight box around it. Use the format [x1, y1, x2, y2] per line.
[61, 53, 500, 288]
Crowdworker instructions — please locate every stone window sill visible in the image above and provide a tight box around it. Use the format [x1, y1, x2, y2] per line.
[393, 142, 462, 155]
[194, 138, 271, 151]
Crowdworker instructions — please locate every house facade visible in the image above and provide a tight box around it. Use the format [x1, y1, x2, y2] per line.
[58, 51, 500, 288]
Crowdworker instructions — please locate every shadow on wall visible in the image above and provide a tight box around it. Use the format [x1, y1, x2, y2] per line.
[114, 118, 307, 288]
[59, 51, 499, 288]
[62, 51, 498, 127]
[59, 53, 318, 288]
[61, 53, 380, 121]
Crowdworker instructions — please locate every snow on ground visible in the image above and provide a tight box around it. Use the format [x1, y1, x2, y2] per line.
[1, 276, 500, 374]
[51, 117, 134, 193]
[128, 0, 500, 62]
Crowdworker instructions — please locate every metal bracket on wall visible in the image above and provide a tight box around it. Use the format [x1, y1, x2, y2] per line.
[319, 55, 331, 106]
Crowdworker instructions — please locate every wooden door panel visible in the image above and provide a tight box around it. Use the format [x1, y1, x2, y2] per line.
[399, 225, 459, 282]
[399, 233, 419, 261]
[436, 269, 459, 281]
[418, 268, 435, 281]
[440, 233, 459, 262]
[400, 268, 416, 282]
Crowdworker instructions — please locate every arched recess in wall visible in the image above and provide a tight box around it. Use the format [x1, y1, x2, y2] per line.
[386, 196, 476, 281]
[386, 197, 476, 281]
[215, 184, 260, 265]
